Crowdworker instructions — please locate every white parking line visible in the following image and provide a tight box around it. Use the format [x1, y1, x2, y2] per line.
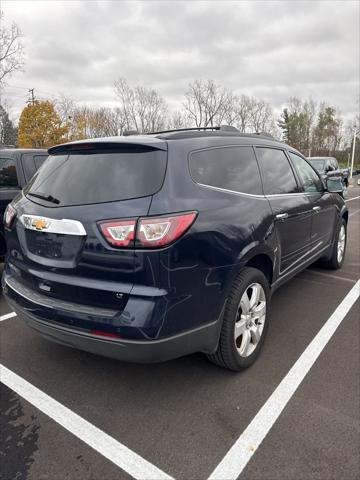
[208, 280, 360, 480]
[345, 195, 360, 203]
[0, 364, 174, 480]
[349, 208, 360, 218]
[305, 270, 356, 284]
[0, 312, 17, 322]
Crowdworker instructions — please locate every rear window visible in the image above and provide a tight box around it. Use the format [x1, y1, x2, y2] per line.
[309, 159, 325, 170]
[189, 146, 262, 195]
[21, 153, 47, 181]
[34, 154, 48, 170]
[24, 147, 167, 206]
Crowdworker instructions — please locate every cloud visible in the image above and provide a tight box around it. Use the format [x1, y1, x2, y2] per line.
[1, 0, 359, 121]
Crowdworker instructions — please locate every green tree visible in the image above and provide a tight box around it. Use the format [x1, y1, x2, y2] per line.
[0, 104, 17, 145]
[278, 97, 315, 154]
[18, 100, 68, 148]
[312, 104, 342, 156]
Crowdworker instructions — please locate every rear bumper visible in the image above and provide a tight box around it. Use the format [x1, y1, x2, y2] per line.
[3, 271, 222, 363]
[5, 297, 220, 363]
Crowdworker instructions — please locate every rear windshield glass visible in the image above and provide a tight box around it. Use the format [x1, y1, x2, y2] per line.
[309, 159, 325, 170]
[24, 147, 167, 206]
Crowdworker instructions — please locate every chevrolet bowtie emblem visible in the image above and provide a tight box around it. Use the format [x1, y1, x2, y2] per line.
[31, 218, 49, 231]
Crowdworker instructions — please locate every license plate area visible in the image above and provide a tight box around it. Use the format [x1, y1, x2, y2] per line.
[25, 230, 83, 260]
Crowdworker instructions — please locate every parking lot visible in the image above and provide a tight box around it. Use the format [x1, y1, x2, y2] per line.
[1, 183, 359, 480]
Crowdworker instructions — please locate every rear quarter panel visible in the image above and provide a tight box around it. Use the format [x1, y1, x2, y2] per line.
[145, 139, 276, 336]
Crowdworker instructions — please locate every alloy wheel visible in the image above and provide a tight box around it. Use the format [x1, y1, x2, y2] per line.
[234, 282, 266, 357]
[337, 225, 346, 264]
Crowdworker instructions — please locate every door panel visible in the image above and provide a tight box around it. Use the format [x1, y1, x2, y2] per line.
[255, 147, 314, 276]
[267, 194, 313, 273]
[306, 192, 337, 250]
[288, 151, 335, 255]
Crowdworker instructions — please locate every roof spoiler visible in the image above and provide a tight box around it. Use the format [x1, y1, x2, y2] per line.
[48, 138, 167, 155]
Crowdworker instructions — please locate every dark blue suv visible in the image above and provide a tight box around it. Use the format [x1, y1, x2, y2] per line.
[2, 127, 348, 371]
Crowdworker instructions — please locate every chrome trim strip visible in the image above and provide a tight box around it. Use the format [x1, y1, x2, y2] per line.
[20, 214, 86, 236]
[196, 183, 266, 198]
[196, 183, 313, 199]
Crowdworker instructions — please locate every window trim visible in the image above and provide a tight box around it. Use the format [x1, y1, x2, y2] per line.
[0, 156, 20, 189]
[254, 146, 301, 196]
[188, 144, 264, 196]
[287, 150, 324, 194]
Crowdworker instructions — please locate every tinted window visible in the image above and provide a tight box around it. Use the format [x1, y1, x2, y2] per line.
[0, 157, 18, 188]
[190, 146, 262, 195]
[25, 147, 167, 206]
[309, 159, 325, 171]
[256, 148, 298, 195]
[21, 153, 37, 181]
[34, 155, 48, 170]
[22, 154, 48, 181]
[289, 152, 323, 193]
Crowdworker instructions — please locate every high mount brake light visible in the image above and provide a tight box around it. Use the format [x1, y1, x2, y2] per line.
[99, 219, 136, 247]
[137, 212, 197, 247]
[98, 212, 197, 249]
[4, 204, 17, 229]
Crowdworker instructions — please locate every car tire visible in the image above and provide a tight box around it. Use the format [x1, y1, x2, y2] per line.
[320, 218, 347, 270]
[207, 267, 270, 371]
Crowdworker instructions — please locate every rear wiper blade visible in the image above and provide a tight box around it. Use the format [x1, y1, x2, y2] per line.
[27, 192, 60, 205]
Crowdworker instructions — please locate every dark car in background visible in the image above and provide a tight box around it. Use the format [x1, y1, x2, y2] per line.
[2, 128, 348, 371]
[307, 156, 349, 189]
[0, 149, 48, 260]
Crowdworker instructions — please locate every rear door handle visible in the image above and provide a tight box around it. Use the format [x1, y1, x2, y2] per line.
[275, 213, 289, 220]
[313, 206, 321, 212]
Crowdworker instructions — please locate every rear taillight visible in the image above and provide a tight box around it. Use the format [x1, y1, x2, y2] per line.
[98, 219, 136, 247]
[137, 212, 197, 247]
[98, 212, 197, 249]
[4, 204, 17, 229]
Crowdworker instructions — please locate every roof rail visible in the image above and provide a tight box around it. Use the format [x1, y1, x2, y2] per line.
[146, 125, 239, 135]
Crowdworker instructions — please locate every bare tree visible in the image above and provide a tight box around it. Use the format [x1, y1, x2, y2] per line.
[222, 94, 257, 133]
[55, 93, 76, 124]
[70, 106, 123, 139]
[183, 79, 231, 128]
[248, 98, 274, 133]
[0, 12, 24, 86]
[114, 77, 168, 133]
[166, 110, 192, 130]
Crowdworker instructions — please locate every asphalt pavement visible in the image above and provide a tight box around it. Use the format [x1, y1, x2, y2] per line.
[1, 183, 359, 480]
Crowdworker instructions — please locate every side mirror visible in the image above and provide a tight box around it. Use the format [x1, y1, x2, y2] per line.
[326, 177, 344, 193]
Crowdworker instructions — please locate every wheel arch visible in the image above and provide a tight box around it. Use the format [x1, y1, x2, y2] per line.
[244, 253, 274, 287]
[342, 209, 348, 224]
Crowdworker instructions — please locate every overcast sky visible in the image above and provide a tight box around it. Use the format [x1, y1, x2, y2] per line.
[2, 0, 359, 122]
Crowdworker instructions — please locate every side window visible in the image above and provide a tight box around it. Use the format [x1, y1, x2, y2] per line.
[21, 153, 37, 181]
[34, 155, 48, 170]
[189, 146, 262, 195]
[256, 147, 298, 195]
[288, 152, 323, 193]
[0, 157, 19, 188]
